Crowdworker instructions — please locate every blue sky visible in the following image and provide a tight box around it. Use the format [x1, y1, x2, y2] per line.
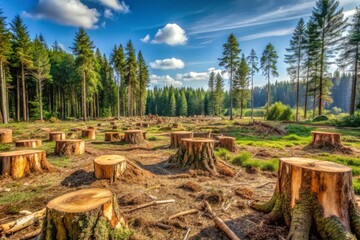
[1, 0, 358, 89]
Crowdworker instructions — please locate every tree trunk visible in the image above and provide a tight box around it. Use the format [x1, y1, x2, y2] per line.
[105, 132, 124, 142]
[124, 130, 144, 144]
[310, 131, 341, 149]
[0, 129, 12, 143]
[15, 139, 42, 148]
[55, 139, 85, 156]
[82, 71, 87, 121]
[21, 62, 27, 121]
[39, 78, 43, 121]
[94, 155, 127, 184]
[267, 69, 271, 114]
[229, 70, 233, 120]
[318, 30, 325, 116]
[193, 132, 211, 138]
[252, 157, 360, 239]
[49, 132, 66, 141]
[218, 136, 236, 152]
[304, 67, 309, 119]
[0, 60, 8, 124]
[81, 129, 96, 140]
[41, 188, 129, 240]
[0, 150, 54, 179]
[170, 131, 193, 148]
[350, 44, 358, 115]
[16, 73, 20, 122]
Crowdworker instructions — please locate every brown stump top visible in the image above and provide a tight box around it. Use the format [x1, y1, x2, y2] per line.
[94, 155, 126, 166]
[124, 130, 143, 133]
[47, 188, 112, 213]
[15, 139, 41, 143]
[56, 139, 84, 143]
[311, 131, 340, 135]
[280, 157, 351, 173]
[0, 149, 45, 157]
[218, 136, 236, 140]
[181, 138, 215, 143]
[171, 131, 193, 134]
[105, 132, 122, 134]
[49, 131, 65, 134]
[0, 129, 12, 133]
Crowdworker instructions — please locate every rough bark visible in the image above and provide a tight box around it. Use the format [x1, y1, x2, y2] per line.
[0, 129, 12, 143]
[169, 131, 193, 148]
[310, 131, 341, 149]
[0, 150, 54, 179]
[49, 132, 65, 141]
[15, 139, 42, 148]
[81, 129, 96, 140]
[105, 132, 124, 142]
[94, 155, 127, 184]
[124, 130, 145, 144]
[41, 188, 130, 240]
[55, 140, 85, 156]
[218, 136, 236, 152]
[193, 132, 211, 138]
[251, 157, 360, 239]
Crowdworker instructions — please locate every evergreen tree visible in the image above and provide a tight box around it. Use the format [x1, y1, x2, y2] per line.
[247, 49, 259, 120]
[208, 71, 215, 116]
[110, 45, 126, 117]
[261, 43, 279, 114]
[169, 92, 176, 116]
[215, 73, 224, 115]
[219, 33, 241, 120]
[125, 40, 138, 116]
[137, 51, 149, 116]
[179, 90, 188, 116]
[285, 18, 306, 121]
[234, 54, 250, 118]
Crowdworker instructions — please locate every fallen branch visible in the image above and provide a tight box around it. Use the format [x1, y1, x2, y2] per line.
[0, 208, 46, 235]
[155, 222, 172, 230]
[19, 228, 42, 240]
[183, 228, 191, 240]
[168, 208, 198, 220]
[124, 199, 175, 213]
[256, 182, 275, 188]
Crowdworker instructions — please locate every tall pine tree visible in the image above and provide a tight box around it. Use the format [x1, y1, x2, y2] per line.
[125, 40, 137, 116]
[247, 49, 259, 120]
[137, 51, 149, 116]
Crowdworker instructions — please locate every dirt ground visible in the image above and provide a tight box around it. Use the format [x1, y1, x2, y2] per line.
[0, 117, 358, 240]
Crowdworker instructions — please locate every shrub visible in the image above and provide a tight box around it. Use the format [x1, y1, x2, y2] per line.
[244, 109, 266, 117]
[231, 151, 252, 165]
[279, 106, 293, 121]
[215, 148, 231, 161]
[285, 124, 315, 137]
[312, 115, 329, 122]
[333, 113, 360, 127]
[266, 102, 293, 121]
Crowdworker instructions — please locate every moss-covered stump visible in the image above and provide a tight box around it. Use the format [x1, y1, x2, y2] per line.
[55, 139, 85, 156]
[49, 132, 65, 141]
[218, 136, 236, 152]
[310, 131, 342, 149]
[41, 188, 130, 240]
[15, 139, 42, 148]
[94, 155, 127, 184]
[124, 130, 144, 144]
[0, 129, 12, 143]
[251, 157, 360, 240]
[105, 132, 124, 142]
[193, 132, 211, 138]
[168, 138, 234, 176]
[81, 129, 96, 140]
[170, 131, 193, 148]
[0, 150, 54, 179]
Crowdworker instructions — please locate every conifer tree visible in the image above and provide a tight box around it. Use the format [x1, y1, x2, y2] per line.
[247, 49, 259, 120]
[125, 40, 137, 116]
[137, 51, 149, 116]
[208, 71, 216, 116]
[234, 54, 250, 118]
[110, 44, 126, 117]
[169, 92, 176, 116]
[179, 90, 188, 116]
[215, 73, 224, 115]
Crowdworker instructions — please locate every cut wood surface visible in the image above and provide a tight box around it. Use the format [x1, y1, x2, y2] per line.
[170, 131, 193, 148]
[15, 139, 42, 148]
[55, 139, 85, 156]
[81, 129, 96, 140]
[48, 132, 65, 141]
[218, 136, 236, 152]
[94, 155, 127, 183]
[124, 130, 145, 144]
[105, 132, 124, 142]
[0, 150, 54, 179]
[310, 131, 342, 149]
[0, 129, 12, 143]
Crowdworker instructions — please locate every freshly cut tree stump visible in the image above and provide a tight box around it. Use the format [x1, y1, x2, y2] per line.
[41, 188, 129, 240]
[193, 132, 211, 138]
[168, 138, 234, 176]
[310, 131, 341, 149]
[124, 130, 145, 144]
[112, 125, 119, 130]
[252, 157, 360, 239]
[141, 123, 150, 128]
[15, 139, 42, 148]
[94, 155, 127, 183]
[55, 139, 85, 156]
[81, 129, 96, 140]
[105, 132, 124, 142]
[0, 129, 12, 143]
[218, 136, 236, 152]
[0, 150, 53, 179]
[49, 132, 65, 141]
[169, 131, 193, 148]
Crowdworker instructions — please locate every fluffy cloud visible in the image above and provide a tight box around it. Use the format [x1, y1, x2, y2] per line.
[176, 68, 227, 81]
[239, 28, 293, 41]
[104, 9, 113, 18]
[150, 58, 185, 70]
[23, 0, 100, 29]
[152, 23, 188, 46]
[141, 34, 150, 43]
[150, 75, 183, 88]
[97, 0, 129, 12]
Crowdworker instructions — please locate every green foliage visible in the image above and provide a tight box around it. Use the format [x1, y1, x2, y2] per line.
[353, 179, 360, 194]
[266, 102, 293, 121]
[285, 124, 315, 137]
[312, 115, 329, 122]
[231, 151, 252, 165]
[215, 148, 232, 161]
[333, 113, 360, 127]
[244, 108, 266, 117]
[231, 154, 279, 172]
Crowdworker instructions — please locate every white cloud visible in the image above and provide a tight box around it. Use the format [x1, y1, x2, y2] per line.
[176, 68, 227, 81]
[344, 9, 356, 19]
[150, 58, 185, 70]
[23, 0, 100, 29]
[104, 9, 113, 18]
[101, 21, 106, 28]
[97, 0, 129, 12]
[141, 34, 150, 43]
[152, 23, 188, 46]
[239, 28, 293, 41]
[150, 75, 183, 88]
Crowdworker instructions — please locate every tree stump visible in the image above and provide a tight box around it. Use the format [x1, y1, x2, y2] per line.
[0, 150, 53, 179]
[0, 129, 12, 143]
[49, 132, 65, 141]
[87, 126, 97, 130]
[170, 131, 193, 148]
[94, 155, 127, 184]
[15, 139, 42, 148]
[105, 132, 124, 142]
[124, 130, 145, 144]
[168, 138, 234, 176]
[193, 132, 211, 138]
[141, 123, 150, 128]
[310, 131, 341, 149]
[81, 129, 96, 140]
[112, 125, 119, 130]
[55, 139, 85, 156]
[218, 136, 236, 152]
[41, 188, 129, 240]
[251, 157, 360, 239]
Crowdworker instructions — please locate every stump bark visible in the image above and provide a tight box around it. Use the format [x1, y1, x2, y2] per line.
[0, 150, 54, 179]
[105, 132, 124, 142]
[81, 129, 96, 140]
[193, 132, 211, 138]
[218, 136, 236, 152]
[55, 139, 85, 156]
[168, 138, 234, 176]
[41, 188, 129, 240]
[124, 130, 145, 144]
[0, 129, 12, 143]
[15, 139, 42, 148]
[94, 155, 127, 184]
[49, 132, 65, 141]
[310, 131, 341, 149]
[251, 157, 360, 239]
[169, 131, 193, 148]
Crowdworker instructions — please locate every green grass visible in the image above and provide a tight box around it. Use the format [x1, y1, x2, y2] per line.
[48, 155, 72, 167]
[230, 151, 279, 172]
[215, 148, 232, 161]
[0, 191, 38, 205]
